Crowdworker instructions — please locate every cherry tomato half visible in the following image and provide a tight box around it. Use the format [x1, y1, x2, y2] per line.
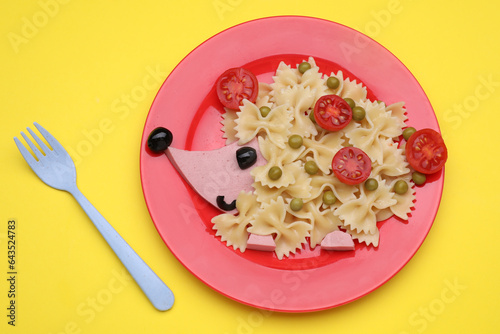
[332, 147, 372, 185]
[314, 94, 352, 131]
[405, 128, 448, 174]
[216, 67, 258, 110]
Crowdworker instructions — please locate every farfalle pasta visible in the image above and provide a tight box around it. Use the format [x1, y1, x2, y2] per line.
[234, 101, 292, 149]
[371, 139, 410, 177]
[212, 191, 259, 252]
[345, 100, 405, 164]
[248, 196, 311, 259]
[334, 176, 397, 235]
[253, 160, 312, 203]
[251, 136, 305, 188]
[211, 57, 417, 259]
[299, 131, 344, 174]
[339, 77, 368, 102]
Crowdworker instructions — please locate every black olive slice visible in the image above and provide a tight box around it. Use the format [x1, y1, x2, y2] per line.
[216, 196, 236, 211]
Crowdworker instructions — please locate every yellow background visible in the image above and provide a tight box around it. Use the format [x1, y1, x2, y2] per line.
[1, 0, 499, 333]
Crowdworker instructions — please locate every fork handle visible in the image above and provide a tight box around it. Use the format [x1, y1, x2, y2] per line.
[68, 186, 174, 311]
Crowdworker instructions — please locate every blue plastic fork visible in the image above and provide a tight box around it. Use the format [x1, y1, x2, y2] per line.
[14, 122, 174, 311]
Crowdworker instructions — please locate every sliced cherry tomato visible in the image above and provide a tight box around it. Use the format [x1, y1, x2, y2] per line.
[314, 94, 352, 131]
[405, 128, 447, 174]
[332, 147, 371, 185]
[216, 67, 258, 110]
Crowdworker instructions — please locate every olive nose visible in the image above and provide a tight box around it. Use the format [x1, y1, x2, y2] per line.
[147, 127, 173, 153]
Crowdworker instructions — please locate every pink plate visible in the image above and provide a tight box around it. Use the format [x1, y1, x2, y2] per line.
[140, 16, 444, 312]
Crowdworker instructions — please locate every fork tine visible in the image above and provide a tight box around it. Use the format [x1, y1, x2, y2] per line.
[27, 126, 53, 155]
[20, 131, 45, 161]
[14, 136, 39, 166]
[33, 122, 66, 155]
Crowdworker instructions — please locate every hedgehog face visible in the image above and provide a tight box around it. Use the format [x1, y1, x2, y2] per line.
[163, 137, 266, 213]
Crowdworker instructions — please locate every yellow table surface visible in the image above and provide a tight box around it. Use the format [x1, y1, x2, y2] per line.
[2, 1, 499, 333]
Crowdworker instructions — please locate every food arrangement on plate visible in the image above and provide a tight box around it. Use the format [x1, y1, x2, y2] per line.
[147, 56, 447, 260]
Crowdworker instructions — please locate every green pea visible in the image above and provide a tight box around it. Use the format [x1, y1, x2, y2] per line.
[288, 134, 303, 149]
[304, 160, 319, 175]
[393, 180, 409, 194]
[268, 166, 282, 180]
[298, 62, 311, 74]
[412, 171, 426, 185]
[344, 98, 355, 109]
[322, 191, 337, 205]
[352, 106, 366, 122]
[259, 106, 271, 117]
[290, 198, 303, 211]
[326, 76, 340, 89]
[309, 110, 316, 123]
[403, 127, 416, 141]
[364, 178, 378, 191]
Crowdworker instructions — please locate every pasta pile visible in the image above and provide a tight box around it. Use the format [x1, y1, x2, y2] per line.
[212, 57, 415, 259]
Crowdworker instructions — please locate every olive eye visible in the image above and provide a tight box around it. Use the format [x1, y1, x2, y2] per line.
[236, 147, 257, 170]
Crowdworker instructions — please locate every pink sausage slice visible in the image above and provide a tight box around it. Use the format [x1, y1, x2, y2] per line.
[166, 139, 266, 212]
[247, 234, 276, 252]
[320, 231, 355, 251]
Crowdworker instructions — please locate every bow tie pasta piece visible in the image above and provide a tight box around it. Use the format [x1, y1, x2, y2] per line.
[386, 101, 408, 123]
[345, 101, 404, 164]
[273, 85, 316, 111]
[248, 196, 311, 260]
[323, 70, 344, 96]
[257, 135, 305, 163]
[286, 198, 342, 248]
[273, 85, 319, 139]
[299, 131, 345, 174]
[290, 107, 319, 140]
[251, 136, 305, 188]
[335, 176, 396, 235]
[386, 175, 416, 220]
[235, 100, 292, 149]
[257, 82, 273, 105]
[271, 57, 326, 104]
[375, 207, 395, 222]
[305, 174, 358, 204]
[211, 191, 260, 252]
[284, 197, 315, 221]
[308, 203, 342, 248]
[271, 61, 301, 93]
[299, 58, 327, 101]
[374, 175, 415, 222]
[362, 100, 391, 125]
[343, 224, 380, 247]
[345, 126, 385, 165]
[355, 99, 405, 133]
[252, 161, 312, 203]
[371, 138, 410, 178]
[339, 77, 367, 102]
